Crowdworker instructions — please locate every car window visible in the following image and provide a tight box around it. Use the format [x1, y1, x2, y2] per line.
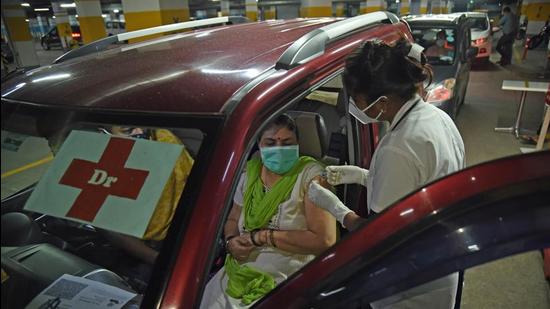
[1, 108, 207, 308]
[199, 73, 351, 307]
[471, 17, 489, 31]
[411, 27, 456, 65]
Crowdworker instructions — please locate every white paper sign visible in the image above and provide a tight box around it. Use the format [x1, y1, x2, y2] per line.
[26, 274, 137, 309]
[24, 130, 183, 238]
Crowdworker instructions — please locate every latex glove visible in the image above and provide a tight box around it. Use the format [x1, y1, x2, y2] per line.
[326, 165, 369, 187]
[308, 180, 353, 226]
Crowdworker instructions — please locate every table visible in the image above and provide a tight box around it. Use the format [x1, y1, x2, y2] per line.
[494, 80, 550, 138]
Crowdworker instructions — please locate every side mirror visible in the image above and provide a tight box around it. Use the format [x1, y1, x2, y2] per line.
[465, 47, 479, 61]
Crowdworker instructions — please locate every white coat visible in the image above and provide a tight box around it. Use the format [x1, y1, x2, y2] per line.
[366, 95, 465, 309]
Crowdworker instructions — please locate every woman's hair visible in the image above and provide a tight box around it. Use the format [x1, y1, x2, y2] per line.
[258, 113, 299, 141]
[343, 38, 433, 102]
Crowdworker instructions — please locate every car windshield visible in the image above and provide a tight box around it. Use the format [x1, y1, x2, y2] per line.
[1, 107, 206, 307]
[471, 17, 488, 31]
[411, 27, 456, 65]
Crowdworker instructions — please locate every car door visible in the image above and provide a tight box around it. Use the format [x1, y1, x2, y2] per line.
[254, 151, 550, 308]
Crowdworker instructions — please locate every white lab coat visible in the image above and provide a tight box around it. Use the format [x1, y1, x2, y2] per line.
[366, 95, 465, 309]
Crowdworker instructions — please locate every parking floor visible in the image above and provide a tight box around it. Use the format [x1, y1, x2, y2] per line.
[6, 39, 550, 307]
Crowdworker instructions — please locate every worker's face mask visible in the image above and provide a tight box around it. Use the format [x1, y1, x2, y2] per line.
[348, 96, 386, 125]
[260, 145, 299, 175]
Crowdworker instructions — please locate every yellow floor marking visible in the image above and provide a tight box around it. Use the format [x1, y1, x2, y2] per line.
[1, 154, 54, 179]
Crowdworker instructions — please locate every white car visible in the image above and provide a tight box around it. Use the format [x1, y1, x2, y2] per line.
[461, 12, 492, 62]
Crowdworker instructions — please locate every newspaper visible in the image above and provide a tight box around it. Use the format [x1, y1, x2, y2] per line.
[26, 274, 137, 309]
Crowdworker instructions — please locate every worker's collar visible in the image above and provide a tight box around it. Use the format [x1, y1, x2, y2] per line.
[389, 94, 422, 131]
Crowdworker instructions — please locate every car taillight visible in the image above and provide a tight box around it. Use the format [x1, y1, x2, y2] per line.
[71, 32, 81, 38]
[473, 37, 487, 45]
[425, 78, 456, 103]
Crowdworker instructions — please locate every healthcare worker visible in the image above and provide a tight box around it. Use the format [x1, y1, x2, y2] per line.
[308, 38, 465, 309]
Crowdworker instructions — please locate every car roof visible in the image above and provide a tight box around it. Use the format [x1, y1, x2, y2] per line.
[403, 14, 465, 26]
[1, 18, 338, 114]
[457, 11, 488, 18]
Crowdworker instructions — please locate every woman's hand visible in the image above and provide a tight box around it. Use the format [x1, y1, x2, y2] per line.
[227, 234, 254, 262]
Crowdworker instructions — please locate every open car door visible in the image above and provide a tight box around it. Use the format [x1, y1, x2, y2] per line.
[254, 151, 550, 308]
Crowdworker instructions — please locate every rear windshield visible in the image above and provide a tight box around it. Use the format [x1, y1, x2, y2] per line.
[411, 27, 457, 65]
[1, 106, 208, 308]
[471, 17, 489, 31]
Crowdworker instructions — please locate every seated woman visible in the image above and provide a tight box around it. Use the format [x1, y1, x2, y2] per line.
[424, 30, 454, 58]
[200, 114, 336, 308]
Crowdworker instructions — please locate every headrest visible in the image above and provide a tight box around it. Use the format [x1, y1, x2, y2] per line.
[287, 111, 328, 159]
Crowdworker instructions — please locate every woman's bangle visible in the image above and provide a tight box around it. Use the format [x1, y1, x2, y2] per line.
[269, 229, 277, 248]
[250, 229, 262, 247]
[225, 234, 238, 250]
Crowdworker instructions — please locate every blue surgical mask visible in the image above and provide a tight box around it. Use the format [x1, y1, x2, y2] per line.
[260, 145, 299, 175]
[348, 96, 386, 124]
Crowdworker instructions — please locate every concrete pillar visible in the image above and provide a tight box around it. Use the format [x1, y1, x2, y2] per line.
[220, 0, 230, 16]
[1, 1, 39, 67]
[400, 0, 410, 16]
[75, 0, 106, 44]
[52, 2, 73, 50]
[522, 0, 550, 36]
[430, 0, 441, 13]
[360, 0, 385, 14]
[245, 0, 257, 21]
[264, 6, 276, 20]
[301, 0, 332, 17]
[121, 0, 189, 41]
[445, 0, 453, 13]
[334, 3, 346, 17]
[420, 0, 428, 14]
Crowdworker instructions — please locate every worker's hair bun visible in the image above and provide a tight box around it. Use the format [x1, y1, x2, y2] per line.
[344, 38, 433, 102]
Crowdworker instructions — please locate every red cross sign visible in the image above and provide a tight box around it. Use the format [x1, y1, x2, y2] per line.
[59, 137, 149, 222]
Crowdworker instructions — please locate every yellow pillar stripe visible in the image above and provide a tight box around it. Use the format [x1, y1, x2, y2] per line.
[161, 8, 190, 24]
[264, 10, 276, 20]
[78, 16, 107, 43]
[246, 11, 258, 21]
[124, 11, 163, 42]
[420, 7, 428, 14]
[1, 4, 21, 10]
[361, 7, 384, 14]
[335, 8, 345, 17]
[4, 17, 32, 41]
[525, 3, 550, 21]
[1, 154, 54, 179]
[301, 6, 332, 17]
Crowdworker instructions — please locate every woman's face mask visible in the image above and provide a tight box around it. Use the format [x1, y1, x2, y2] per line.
[348, 96, 387, 124]
[260, 145, 299, 175]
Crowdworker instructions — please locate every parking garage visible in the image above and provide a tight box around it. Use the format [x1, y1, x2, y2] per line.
[1, 1, 549, 308]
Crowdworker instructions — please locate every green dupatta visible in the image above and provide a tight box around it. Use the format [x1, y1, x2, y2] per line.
[224, 156, 317, 304]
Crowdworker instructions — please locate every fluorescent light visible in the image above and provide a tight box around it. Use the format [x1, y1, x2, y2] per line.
[52, 16, 56, 18]
[34, 8, 50, 11]
[113, 9, 119, 13]
[25, 19, 29, 22]
[21, 3, 30, 7]
[101, 14, 107, 18]
[60, 3, 76, 8]
[75, 14, 78, 17]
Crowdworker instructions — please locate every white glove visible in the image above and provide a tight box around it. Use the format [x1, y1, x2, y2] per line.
[308, 180, 353, 226]
[326, 165, 369, 187]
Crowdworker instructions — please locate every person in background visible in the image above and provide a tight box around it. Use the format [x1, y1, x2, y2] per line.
[496, 6, 518, 66]
[308, 38, 465, 309]
[424, 30, 453, 58]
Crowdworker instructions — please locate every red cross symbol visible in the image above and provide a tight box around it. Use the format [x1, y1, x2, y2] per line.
[59, 137, 149, 222]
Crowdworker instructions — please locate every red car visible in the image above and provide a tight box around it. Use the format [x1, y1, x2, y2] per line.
[1, 13, 549, 308]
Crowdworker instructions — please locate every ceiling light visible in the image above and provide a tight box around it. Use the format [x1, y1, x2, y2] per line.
[101, 14, 107, 18]
[34, 8, 50, 11]
[75, 14, 78, 17]
[25, 19, 30, 22]
[60, 3, 76, 8]
[21, 3, 30, 7]
[113, 9, 119, 13]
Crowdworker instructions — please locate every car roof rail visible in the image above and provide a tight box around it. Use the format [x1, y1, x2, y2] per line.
[53, 16, 248, 64]
[275, 11, 399, 70]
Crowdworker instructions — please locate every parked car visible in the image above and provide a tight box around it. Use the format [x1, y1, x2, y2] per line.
[105, 20, 126, 36]
[2, 13, 548, 309]
[40, 25, 83, 50]
[404, 14, 478, 119]
[460, 11, 492, 63]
